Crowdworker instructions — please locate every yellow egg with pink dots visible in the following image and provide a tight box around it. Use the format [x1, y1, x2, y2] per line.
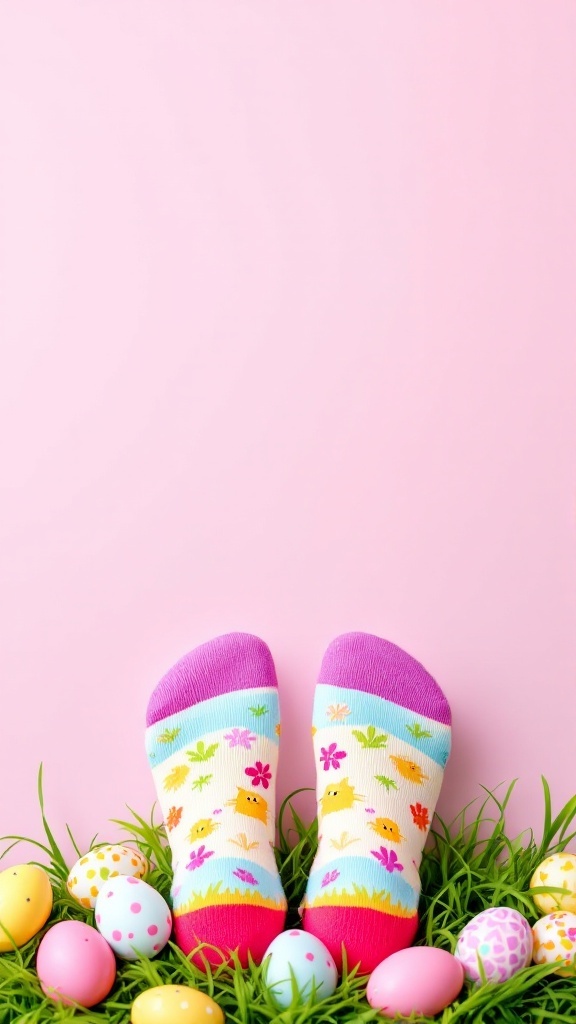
[530, 853, 576, 914]
[532, 912, 576, 976]
[66, 845, 149, 909]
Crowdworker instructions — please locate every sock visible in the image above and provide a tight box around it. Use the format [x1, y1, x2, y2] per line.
[145, 632, 287, 967]
[302, 632, 451, 974]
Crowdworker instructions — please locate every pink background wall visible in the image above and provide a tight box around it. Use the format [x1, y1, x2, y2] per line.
[1, 3, 575, 865]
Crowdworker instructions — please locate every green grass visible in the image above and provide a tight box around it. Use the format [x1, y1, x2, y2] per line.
[1, 771, 576, 1023]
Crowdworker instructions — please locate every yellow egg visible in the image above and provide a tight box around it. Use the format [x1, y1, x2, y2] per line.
[131, 984, 224, 1024]
[0, 864, 53, 952]
[530, 853, 576, 914]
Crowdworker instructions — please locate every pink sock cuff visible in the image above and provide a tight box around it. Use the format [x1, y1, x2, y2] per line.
[146, 632, 278, 726]
[318, 632, 451, 726]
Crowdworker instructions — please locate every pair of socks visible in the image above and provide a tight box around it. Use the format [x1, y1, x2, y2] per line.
[145, 631, 451, 974]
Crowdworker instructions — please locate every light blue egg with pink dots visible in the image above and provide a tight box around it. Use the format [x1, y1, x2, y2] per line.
[94, 876, 172, 960]
[263, 929, 338, 1008]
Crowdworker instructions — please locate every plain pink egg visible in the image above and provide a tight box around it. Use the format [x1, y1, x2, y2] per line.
[367, 946, 465, 1018]
[37, 920, 116, 1007]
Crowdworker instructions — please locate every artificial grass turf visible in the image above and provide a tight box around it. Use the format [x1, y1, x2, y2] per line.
[1, 771, 576, 1023]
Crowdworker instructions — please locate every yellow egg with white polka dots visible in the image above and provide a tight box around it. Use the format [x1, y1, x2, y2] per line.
[67, 845, 149, 909]
[530, 853, 576, 914]
[131, 984, 224, 1024]
[0, 864, 53, 952]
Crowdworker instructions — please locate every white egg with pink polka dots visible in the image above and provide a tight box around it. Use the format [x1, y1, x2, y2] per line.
[262, 929, 338, 1009]
[94, 875, 172, 960]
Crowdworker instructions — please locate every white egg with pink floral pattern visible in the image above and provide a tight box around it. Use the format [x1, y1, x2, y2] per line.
[94, 876, 172, 960]
[455, 907, 533, 983]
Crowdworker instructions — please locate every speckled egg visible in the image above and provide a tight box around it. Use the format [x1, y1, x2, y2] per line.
[262, 929, 338, 1009]
[67, 845, 149, 909]
[455, 907, 533, 983]
[94, 875, 172, 959]
[0, 864, 53, 952]
[532, 911, 576, 976]
[36, 920, 116, 1007]
[367, 946, 465, 1017]
[131, 984, 224, 1024]
[530, 853, 576, 914]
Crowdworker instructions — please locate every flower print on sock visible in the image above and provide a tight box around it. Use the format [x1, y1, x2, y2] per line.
[321, 869, 340, 888]
[326, 703, 351, 722]
[225, 728, 257, 749]
[186, 845, 214, 871]
[410, 803, 431, 831]
[233, 868, 259, 886]
[371, 847, 404, 873]
[166, 806, 183, 831]
[245, 761, 272, 789]
[319, 742, 347, 771]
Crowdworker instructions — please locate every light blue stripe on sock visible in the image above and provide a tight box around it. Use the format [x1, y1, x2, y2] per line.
[305, 853, 419, 912]
[146, 688, 280, 767]
[172, 856, 285, 910]
[314, 684, 451, 767]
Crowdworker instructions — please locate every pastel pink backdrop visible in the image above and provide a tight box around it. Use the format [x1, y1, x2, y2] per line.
[1, 3, 575, 866]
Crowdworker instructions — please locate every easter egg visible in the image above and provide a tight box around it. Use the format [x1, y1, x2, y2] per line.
[36, 920, 116, 1006]
[132, 984, 224, 1024]
[455, 907, 533, 983]
[532, 911, 576, 976]
[0, 864, 53, 952]
[262, 929, 338, 1009]
[67, 844, 149, 909]
[367, 946, 464, 1017]
[95, 875, 172, 959]
[530, 853, 576, 914]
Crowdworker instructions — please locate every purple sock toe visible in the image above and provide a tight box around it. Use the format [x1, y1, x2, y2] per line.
[318, 632, 451, 725]
[146, 632, 278, 726]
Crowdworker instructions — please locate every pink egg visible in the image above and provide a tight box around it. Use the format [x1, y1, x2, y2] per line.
[37, 920, 116, 1007]
[367, 946, 465, 1017]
